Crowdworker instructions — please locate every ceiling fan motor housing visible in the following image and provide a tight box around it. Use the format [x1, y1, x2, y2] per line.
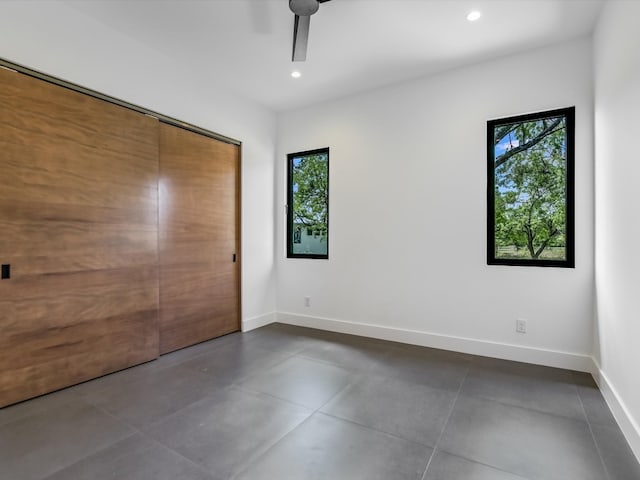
[289, 0, 320, 16]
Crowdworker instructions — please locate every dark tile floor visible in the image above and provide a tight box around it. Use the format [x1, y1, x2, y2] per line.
[1, 323, 639, 480]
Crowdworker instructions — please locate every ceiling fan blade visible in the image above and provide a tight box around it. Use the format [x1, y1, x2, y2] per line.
[292, 14, 310, 62]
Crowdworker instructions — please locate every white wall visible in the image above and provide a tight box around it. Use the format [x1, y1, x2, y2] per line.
[0, 1, 278, 326]
[277, 38, 595, 370]
[594, 0, 640, 459]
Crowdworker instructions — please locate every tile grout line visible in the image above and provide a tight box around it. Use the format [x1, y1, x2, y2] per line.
[573, 381, 613, 480]
[85, 399, 219, 480]
[230, 356, 360, 479]
[28, 396, 145, 480]
[314, 371, 466, 450]
[312, 378, 355, 413]
[35, 409, 140, 480]
[228, 411, 320, 480]
[230, 382, 317, 411]
[136, 434, 218, 480]
[231, 351, 358, 412]
[419, 361, 471, 480]
[229, 390, 439, 480]
[75, 334, 304, 437]
[226, 364, 355, 480]
[429, 449, 535, 480]
[459, 391, 596, 425]
[295, 351, 382, 372]
[77, 378, 223, 431]
[317, 409, 435, 448]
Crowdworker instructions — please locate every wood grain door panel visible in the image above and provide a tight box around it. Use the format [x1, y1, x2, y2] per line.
[0, 68, 160, 407]
[159, 123, 240, 354]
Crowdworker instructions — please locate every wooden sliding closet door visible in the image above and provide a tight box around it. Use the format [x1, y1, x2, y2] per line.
[159, 123, 240, 354]
[0, 68, 160, 407]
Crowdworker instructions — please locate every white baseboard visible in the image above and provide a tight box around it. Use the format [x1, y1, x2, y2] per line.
[241, 311, 276, 332]
[273, 312, 639, 461]
[276, 312, 593, 372]
[590, 359, 640, 463]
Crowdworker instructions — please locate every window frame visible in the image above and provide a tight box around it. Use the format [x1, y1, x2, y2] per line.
[487, 107, 575, 268]
[287, 147, 330, 259]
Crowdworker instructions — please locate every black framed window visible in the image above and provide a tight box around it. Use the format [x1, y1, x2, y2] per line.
[487, 107, 575, 267]
[287, 147, 329, 259]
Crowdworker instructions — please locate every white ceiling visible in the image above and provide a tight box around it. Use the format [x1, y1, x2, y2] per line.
[62, 0, 604, 112]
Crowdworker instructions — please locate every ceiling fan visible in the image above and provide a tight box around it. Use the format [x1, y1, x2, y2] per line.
[289, 0, 332, 61]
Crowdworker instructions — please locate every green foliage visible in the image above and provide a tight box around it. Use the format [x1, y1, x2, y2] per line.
[494, 117, 567, 259]
[292, 153, 328, 237]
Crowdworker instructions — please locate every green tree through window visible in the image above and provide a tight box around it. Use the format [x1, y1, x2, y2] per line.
[488, 108, 574, 267]
[287, 148, 329, 258]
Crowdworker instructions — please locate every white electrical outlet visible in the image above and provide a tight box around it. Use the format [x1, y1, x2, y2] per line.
[304, 296, 311, 307]
[516, 319, 527, 333]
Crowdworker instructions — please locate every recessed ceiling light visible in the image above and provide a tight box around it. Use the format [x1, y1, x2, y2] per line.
[291, 70, 301, 78]
[467, 10, 481, 22]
